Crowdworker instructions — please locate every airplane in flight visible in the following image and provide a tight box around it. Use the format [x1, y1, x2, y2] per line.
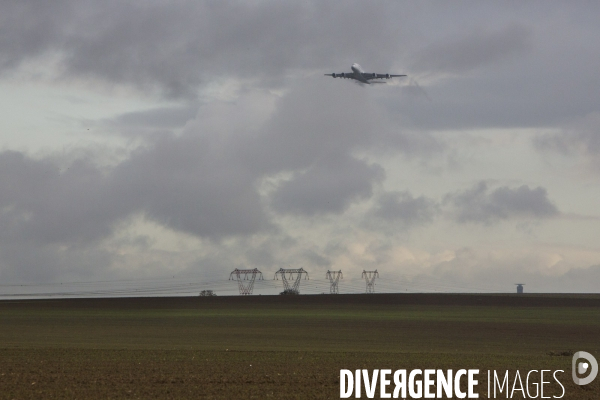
[325, 63, 406, 84]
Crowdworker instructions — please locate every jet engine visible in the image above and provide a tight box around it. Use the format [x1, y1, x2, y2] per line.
[385, 74, 391, 79]
[341, 73, 346, 78]
[332, 73, 336, 78]
[372, 73, 377, 78]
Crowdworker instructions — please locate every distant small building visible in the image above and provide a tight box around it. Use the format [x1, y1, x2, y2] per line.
[515, 284, 525, 294]
[199, 290, 216, 296]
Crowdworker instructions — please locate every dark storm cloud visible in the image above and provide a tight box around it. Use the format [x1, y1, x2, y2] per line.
[227, 80, 446, 184]
[0, 151, 121, 282]
[382, 8, 600, 132]
[0, 135, 270, 281]
[0, 151, 125, 245]
[0, 0, 407, 97]
[367, 191, 438, 227]
[365, 183, 559, 229]
[387, 53, 600, 131]
[243, 81, 386, 174]
[111, 132, 271, 238]
[0, 76, 434, 254]
[413, 23, 532, 74]
[271, 156, 384, 216]
[2, 0, 596, 290]
[444, 181, 559, 224]
[239, 79, 441, 216]
[2, 1, 600, 132]
[0, 1, 74, 71]
[534, 113, 600, 169]
[1, 0, 446, 219]
[0, 132, 270, 248]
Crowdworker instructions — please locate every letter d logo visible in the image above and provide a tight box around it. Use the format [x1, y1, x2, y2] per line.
[572, 351, 598, 385]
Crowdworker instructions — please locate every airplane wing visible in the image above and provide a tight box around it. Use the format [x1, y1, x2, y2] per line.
[324, 73, 354, 79]
[364, 73, 407, 80]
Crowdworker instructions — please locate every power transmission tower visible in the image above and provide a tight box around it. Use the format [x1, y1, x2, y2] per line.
[229, 268, 263, 295]
[362, 270, 379, 294]
[274, 268, 309, 295]
[325, 270, 343, 294]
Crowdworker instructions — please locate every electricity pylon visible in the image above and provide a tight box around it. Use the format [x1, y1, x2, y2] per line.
[274, 268, 309, 295]
[362, 270, 379, 294]
[229, 268, 263, 295]
[325, 270, 343, 294]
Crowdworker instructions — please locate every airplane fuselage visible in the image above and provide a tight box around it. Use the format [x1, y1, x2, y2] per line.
[351, 63, 370, 84]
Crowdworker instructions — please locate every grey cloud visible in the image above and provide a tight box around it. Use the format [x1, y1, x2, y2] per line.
[244, 81, 381, 174]
[3, 0, 600, 139]
[560, 264, 600, 292]
[418, 249, 600, 293]
[271, 156, 384, 216]
[0, 1, 408, 98]
[0, 131, 271, 248]
[444, 181, 559, 224]
[0, 150, 121, 283]
[5, 1, 597, 289]
[105, 105, 198, 129]
[534, 112, 600, 168]
[97, 104, 199, 140]
[413, 23, 532, 74]
[0, 75, 440, 254]
[0, 241, 113, 284]
[373, 128, 444, 157]
[111, 132, 271, 238]
[242, 235, 298, 269]
[382, 11, 600, 132]
[301, 250, 331, 268]
[367, 191, 438, 227]
[502, 263, 600, 293]
[0, 1, 74, 71]
[0, 151, 126, 245]
[382, 56, 600, 132]
[239, 79, 441, 216]
[245, 246, 276, 269]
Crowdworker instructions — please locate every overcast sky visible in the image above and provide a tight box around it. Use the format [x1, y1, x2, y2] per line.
[1, 1, 599, 295]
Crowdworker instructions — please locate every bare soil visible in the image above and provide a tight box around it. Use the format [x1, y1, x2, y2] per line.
[0, 293, 598, 399]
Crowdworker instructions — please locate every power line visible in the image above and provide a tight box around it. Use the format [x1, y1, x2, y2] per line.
[0, 270, 515, 298]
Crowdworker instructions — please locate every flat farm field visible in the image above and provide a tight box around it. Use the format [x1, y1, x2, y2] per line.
[0, 294, 599, 399]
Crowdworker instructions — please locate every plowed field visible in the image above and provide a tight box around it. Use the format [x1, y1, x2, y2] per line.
[1, 294, 598, 399]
